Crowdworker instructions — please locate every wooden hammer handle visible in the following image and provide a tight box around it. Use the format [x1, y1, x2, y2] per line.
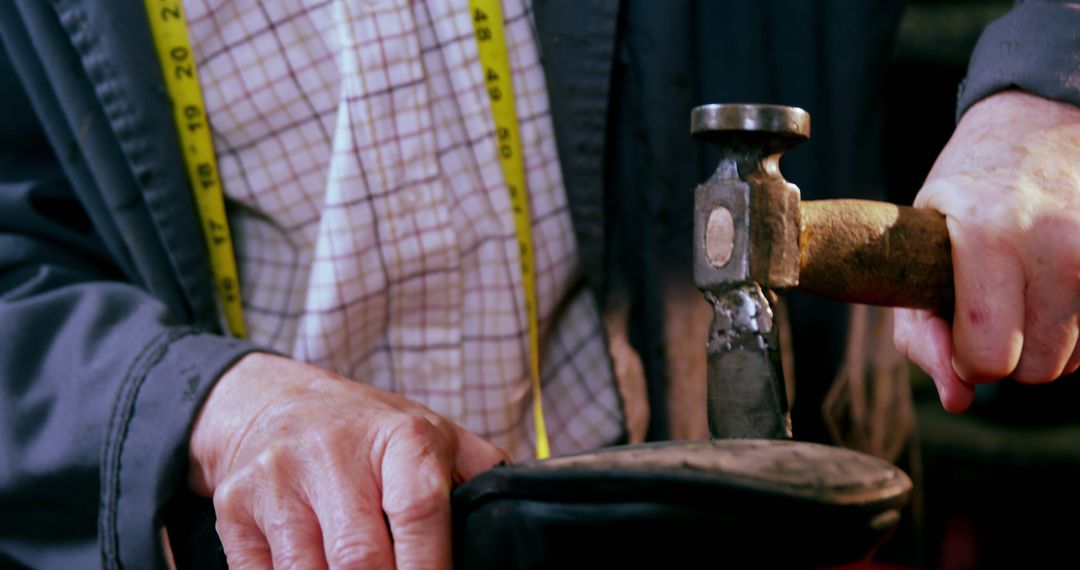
[798, 200, 954, 313]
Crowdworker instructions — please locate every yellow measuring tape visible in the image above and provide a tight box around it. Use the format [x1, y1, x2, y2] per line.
[144, 0, 246, 339]
[469, 0, 551, 459]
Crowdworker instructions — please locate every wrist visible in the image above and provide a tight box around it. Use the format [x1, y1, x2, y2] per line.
[187, 351, 270, 496]
[961, 89, 1080, 134]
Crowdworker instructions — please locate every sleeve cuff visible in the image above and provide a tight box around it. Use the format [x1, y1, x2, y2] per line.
[957, 0, 1080, 120]
[99, 328, 266, 569]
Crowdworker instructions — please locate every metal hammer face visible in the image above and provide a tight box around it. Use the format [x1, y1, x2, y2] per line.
[691, 104, 808, 292]
[691, 104, 809, 440]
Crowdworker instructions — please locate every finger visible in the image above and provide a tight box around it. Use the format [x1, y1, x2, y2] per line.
[247, 449, 328, 570]
[1012, 272, 1080, 383]
[948, 221, 1025, 383]
[410, 412, 508, 483]
[217, 520, 273, 570]
[253, 470, 328, 570]
[307, 444, 395, 569]
[895, 308, 976, 413]
[382, 417, 454, 570]
[214, 481, 273, 570]
[450, 425, 511, 483]
[1066, 339, 1080, 376]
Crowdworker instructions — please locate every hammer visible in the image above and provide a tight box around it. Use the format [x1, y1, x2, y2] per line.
[692, 103, 953, 440]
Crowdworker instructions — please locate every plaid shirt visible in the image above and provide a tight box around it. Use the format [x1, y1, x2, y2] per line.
[183, 0, 624, 459]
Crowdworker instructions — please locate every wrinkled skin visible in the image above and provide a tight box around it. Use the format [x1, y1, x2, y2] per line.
[895, 90, 1080, 413]
[188, 353, 509, 569]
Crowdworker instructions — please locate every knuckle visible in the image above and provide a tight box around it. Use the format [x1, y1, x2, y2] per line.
[326, 533, 390, 569]
[426, 414, 455, 439]
[255, 445, 287, 471]
[388, 489, 446, 527]
[396, 414, 441, 439]
[213, 478, 247, 519]
[955, 348, 1014, 382]
[261, 506, 298, 538]
[1012, 360, 1061, 384]
[253, 442, 304, 480]
[273, 545, 313, 570]
[385, 415, 449, 455]
[1012, 329, 1072, 384]
[380, 416, 453, 484]
[390, 418, 453, 472]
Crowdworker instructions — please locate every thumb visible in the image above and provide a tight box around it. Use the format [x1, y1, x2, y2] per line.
[894, 308, 975, 413]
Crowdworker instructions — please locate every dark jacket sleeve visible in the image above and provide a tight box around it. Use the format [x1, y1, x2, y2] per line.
[0, 18, 261, 570]
[958, 0, 1080, 118]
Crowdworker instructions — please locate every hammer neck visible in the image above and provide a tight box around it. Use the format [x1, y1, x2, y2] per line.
[712, 147, 783, 185]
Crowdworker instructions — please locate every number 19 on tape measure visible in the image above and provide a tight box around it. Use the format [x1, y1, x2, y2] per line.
[145, 0, 246, 338]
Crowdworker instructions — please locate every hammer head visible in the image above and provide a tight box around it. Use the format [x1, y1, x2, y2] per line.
[691, 104, 809, 291]
[691, 104, 808, 440]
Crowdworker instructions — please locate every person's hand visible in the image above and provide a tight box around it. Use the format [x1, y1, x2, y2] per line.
[188, 352, 509, 569]
[894, 90, 1080, 413]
